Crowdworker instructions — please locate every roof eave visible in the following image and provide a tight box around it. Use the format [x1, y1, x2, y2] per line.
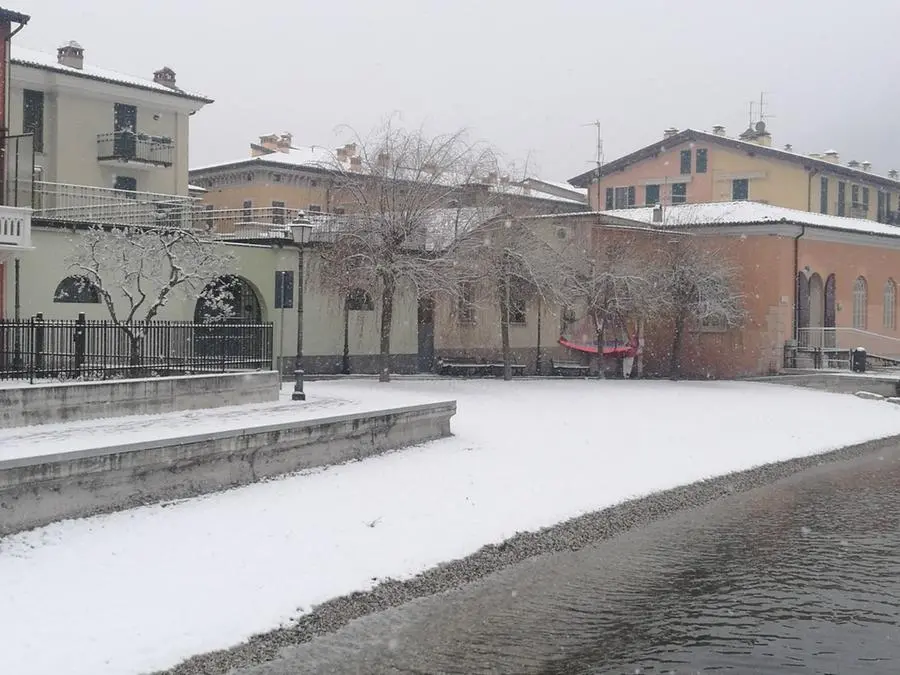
[0, 8, 29, 24]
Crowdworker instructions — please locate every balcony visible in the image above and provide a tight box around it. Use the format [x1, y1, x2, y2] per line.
[97, 131, 174, 168]
[0, 204, 32, 251]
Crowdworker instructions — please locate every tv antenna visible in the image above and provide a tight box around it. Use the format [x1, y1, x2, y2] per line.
[758, 91, 775, 124]
[582, 120, 604, 178]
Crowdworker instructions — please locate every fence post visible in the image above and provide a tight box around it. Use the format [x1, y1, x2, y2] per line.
[34, 312, 45, 376]
[73, 312, 86, 376]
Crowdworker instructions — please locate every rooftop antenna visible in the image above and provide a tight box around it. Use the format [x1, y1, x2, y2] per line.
[747, 100, 756, 127]
[758, 91, 776, 124]
[582, 120, 604, 208]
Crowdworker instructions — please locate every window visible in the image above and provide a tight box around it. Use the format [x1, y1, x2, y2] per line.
[838, 182, 846, 216]
[820, 177, 829, 214]
[853, 276, 867, 329]
[23, 89, 44, 153]
[242, 199, 252, 220]
[878, 191, 887, 222]
[505, 284, 527, 325]
[458, 282, 476, 324]
[645, 184, 660, 206]
[863, 187, 870, 212]
[612, 186, 636, 208]
[307, 205, 322, 213]
[699, 313, 727, 331]
[732, 178, 749, 201]
[274, 270, 294, 309]
[885, 279, 896, 330]
[272, 200, 286, 225]
[114, 175, 137, 193]
[346, 288, 374, 311]
[605, 187, 614, 210]
[671, 182, 687, 204]
[54, 276, 100, 303]
[695, 148, 708, 173]
[851, 184, 860, 206]
[680, 149, 692, 174]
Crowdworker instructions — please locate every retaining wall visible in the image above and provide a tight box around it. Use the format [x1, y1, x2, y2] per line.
[0, 371, 281, 428]
[752, 372, 900, 397]
[0, 400, 456, 535]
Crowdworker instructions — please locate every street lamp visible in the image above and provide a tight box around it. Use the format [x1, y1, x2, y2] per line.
[290, 212, 313, 401]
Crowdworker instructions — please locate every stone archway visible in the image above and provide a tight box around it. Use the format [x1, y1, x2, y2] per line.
[824, 274, 836, 347]
[809, 273, 824, 328]
[796, 272, 810, 333]
[193, 275, 267, 368]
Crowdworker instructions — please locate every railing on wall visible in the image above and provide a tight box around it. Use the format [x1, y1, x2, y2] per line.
[798, 327, 900, 358]
[97, 131, 174, 167]
[0, 313, 274, 383]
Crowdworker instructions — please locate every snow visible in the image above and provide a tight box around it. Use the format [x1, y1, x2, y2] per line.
[3, 379, 900, 675]
[11, 45, 212, 102]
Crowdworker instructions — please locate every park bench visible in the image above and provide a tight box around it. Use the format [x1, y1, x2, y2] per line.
[551, 359, 590, 377]
[437, 357, 493, 377]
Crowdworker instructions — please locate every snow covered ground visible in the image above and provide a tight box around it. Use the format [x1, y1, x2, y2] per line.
[3, 379, 900, 675]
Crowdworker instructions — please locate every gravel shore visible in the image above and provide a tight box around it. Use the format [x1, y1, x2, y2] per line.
[156, 434, 900, 675]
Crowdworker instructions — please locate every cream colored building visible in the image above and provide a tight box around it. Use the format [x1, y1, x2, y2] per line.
[8, 41, 212, 196]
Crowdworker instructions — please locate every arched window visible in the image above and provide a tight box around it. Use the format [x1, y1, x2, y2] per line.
[53, 275, 100, 303]
[885, 279, 897, 330]
[346, 288, 374, 311]
[853, 276, 868, 329]
[194, 275, 263, 323]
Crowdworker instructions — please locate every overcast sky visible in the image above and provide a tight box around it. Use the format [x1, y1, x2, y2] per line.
[12, 0, 900, 182]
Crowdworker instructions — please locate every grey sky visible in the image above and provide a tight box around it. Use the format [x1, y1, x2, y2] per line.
[13, 0, 900, 181]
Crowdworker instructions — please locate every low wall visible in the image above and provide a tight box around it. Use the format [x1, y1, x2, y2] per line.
[752, 372, 900, 397]
[0, 400, 456, 535]
[0, 371, 281, 428]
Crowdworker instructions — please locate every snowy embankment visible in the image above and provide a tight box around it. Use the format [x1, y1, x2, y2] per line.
[3, 379, 900, 675]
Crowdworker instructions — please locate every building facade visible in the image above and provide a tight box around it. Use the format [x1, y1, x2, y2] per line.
[570, 126, 900, 225]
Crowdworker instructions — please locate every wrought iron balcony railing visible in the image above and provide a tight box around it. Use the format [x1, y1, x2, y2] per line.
[97, 131, 174, 167]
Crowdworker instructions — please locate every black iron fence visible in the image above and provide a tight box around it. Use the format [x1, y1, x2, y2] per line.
[0, 314, 274, 382]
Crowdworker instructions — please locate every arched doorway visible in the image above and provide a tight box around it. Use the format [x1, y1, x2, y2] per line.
[808, 273, 824, 346]
[194, 275, 263, 324]
[193, 275, 267, 368]
[796, 272, 810, 338]
[824, 274, 836, 347]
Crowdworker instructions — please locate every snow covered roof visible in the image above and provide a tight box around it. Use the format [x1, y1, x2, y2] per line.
[569, 128, 900, 190]
[600, 201, 900, 238]
[522, 177, 588, 197]
[11, 45, 213, 103]
[488, 182, 586, 205]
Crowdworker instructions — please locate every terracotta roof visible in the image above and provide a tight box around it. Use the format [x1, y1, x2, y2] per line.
[568, 128, 900, 191]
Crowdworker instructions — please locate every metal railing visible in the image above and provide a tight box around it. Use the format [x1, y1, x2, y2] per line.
[797, 327, 900, 358]
[0, 314, 274, 382]
[97, 131, 174, 167]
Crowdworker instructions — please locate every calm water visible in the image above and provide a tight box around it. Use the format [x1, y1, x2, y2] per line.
[239, 447, 900, 674]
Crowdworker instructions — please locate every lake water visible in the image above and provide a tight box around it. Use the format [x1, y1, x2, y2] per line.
[238, 446, 900, 674]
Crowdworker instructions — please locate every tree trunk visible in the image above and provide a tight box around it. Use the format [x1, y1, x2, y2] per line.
[128, 334, 143, 373]
[594, 317, 606, 379]
[379, 275, 395, 383]
[501, 274, 512, 381]
[670, 313, 685, 380]
[341, 298, 351, 375]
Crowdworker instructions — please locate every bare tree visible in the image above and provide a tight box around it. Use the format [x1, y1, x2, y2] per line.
[320, 120, 496, 382]
[454, 214, 568, 380]
[561, 232, 661, 377]
[656, 236, 744, 378]
[65, 225, 235, 367]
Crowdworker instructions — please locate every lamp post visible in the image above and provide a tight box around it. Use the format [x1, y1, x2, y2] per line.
[290, 212, 313, 401]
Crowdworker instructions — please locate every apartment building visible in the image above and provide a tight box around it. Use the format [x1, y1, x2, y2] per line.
[570, 124, 900, 224]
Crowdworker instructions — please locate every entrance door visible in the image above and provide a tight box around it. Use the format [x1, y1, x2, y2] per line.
[113, 103, 137, 159]
[417, 296, 435, 372]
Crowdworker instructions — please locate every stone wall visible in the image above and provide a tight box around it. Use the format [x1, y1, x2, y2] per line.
[0, 400, 456, 535]
[1, 371, 280, 428]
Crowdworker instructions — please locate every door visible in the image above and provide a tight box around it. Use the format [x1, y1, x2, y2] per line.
[417, 296, 435, 372]
[114, 103, 137, 159]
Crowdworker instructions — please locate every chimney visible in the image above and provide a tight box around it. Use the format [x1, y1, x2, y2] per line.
[890, 169, 899, 180]
[258, 133, 279, 152]
[847, 160, 860, 169]
[663, 127, 679, 140]
[784, 144, 793, 152]
[861, 161, 872, 173]
[153, 67, 177, 88]
[57, 40, 84, 69]
[751, 121, 772, 147]
[335, 146, 347, 161]
[712, 125, 726, 136]
[276, 132, 292, 152]
[823, 149, 840, 164]
[343, 143, 357, 156]
[350, 155, 362, 170]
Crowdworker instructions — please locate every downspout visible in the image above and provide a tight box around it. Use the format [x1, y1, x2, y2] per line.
[793, 168, 815, 340]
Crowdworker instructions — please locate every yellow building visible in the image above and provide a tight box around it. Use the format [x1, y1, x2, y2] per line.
[569, 124, 900, 224]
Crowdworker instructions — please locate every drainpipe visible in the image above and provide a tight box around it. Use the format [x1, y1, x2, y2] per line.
[793, 223, 806, 341]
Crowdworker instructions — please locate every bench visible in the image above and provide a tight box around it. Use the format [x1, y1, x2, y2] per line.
[487, 362, 526, 377]
[551, 359, 590, 377]
[437, 358, 493, 377]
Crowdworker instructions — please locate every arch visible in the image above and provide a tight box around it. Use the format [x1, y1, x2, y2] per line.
[808, 273, 824, 329]
[796, 272, 810, 331]
[885, 278, 897, 330]
[824, 274, 836, 347]
[53, 275, 100, 304]
[194, 275, 263, 324]
[852, 276, 868, 329]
